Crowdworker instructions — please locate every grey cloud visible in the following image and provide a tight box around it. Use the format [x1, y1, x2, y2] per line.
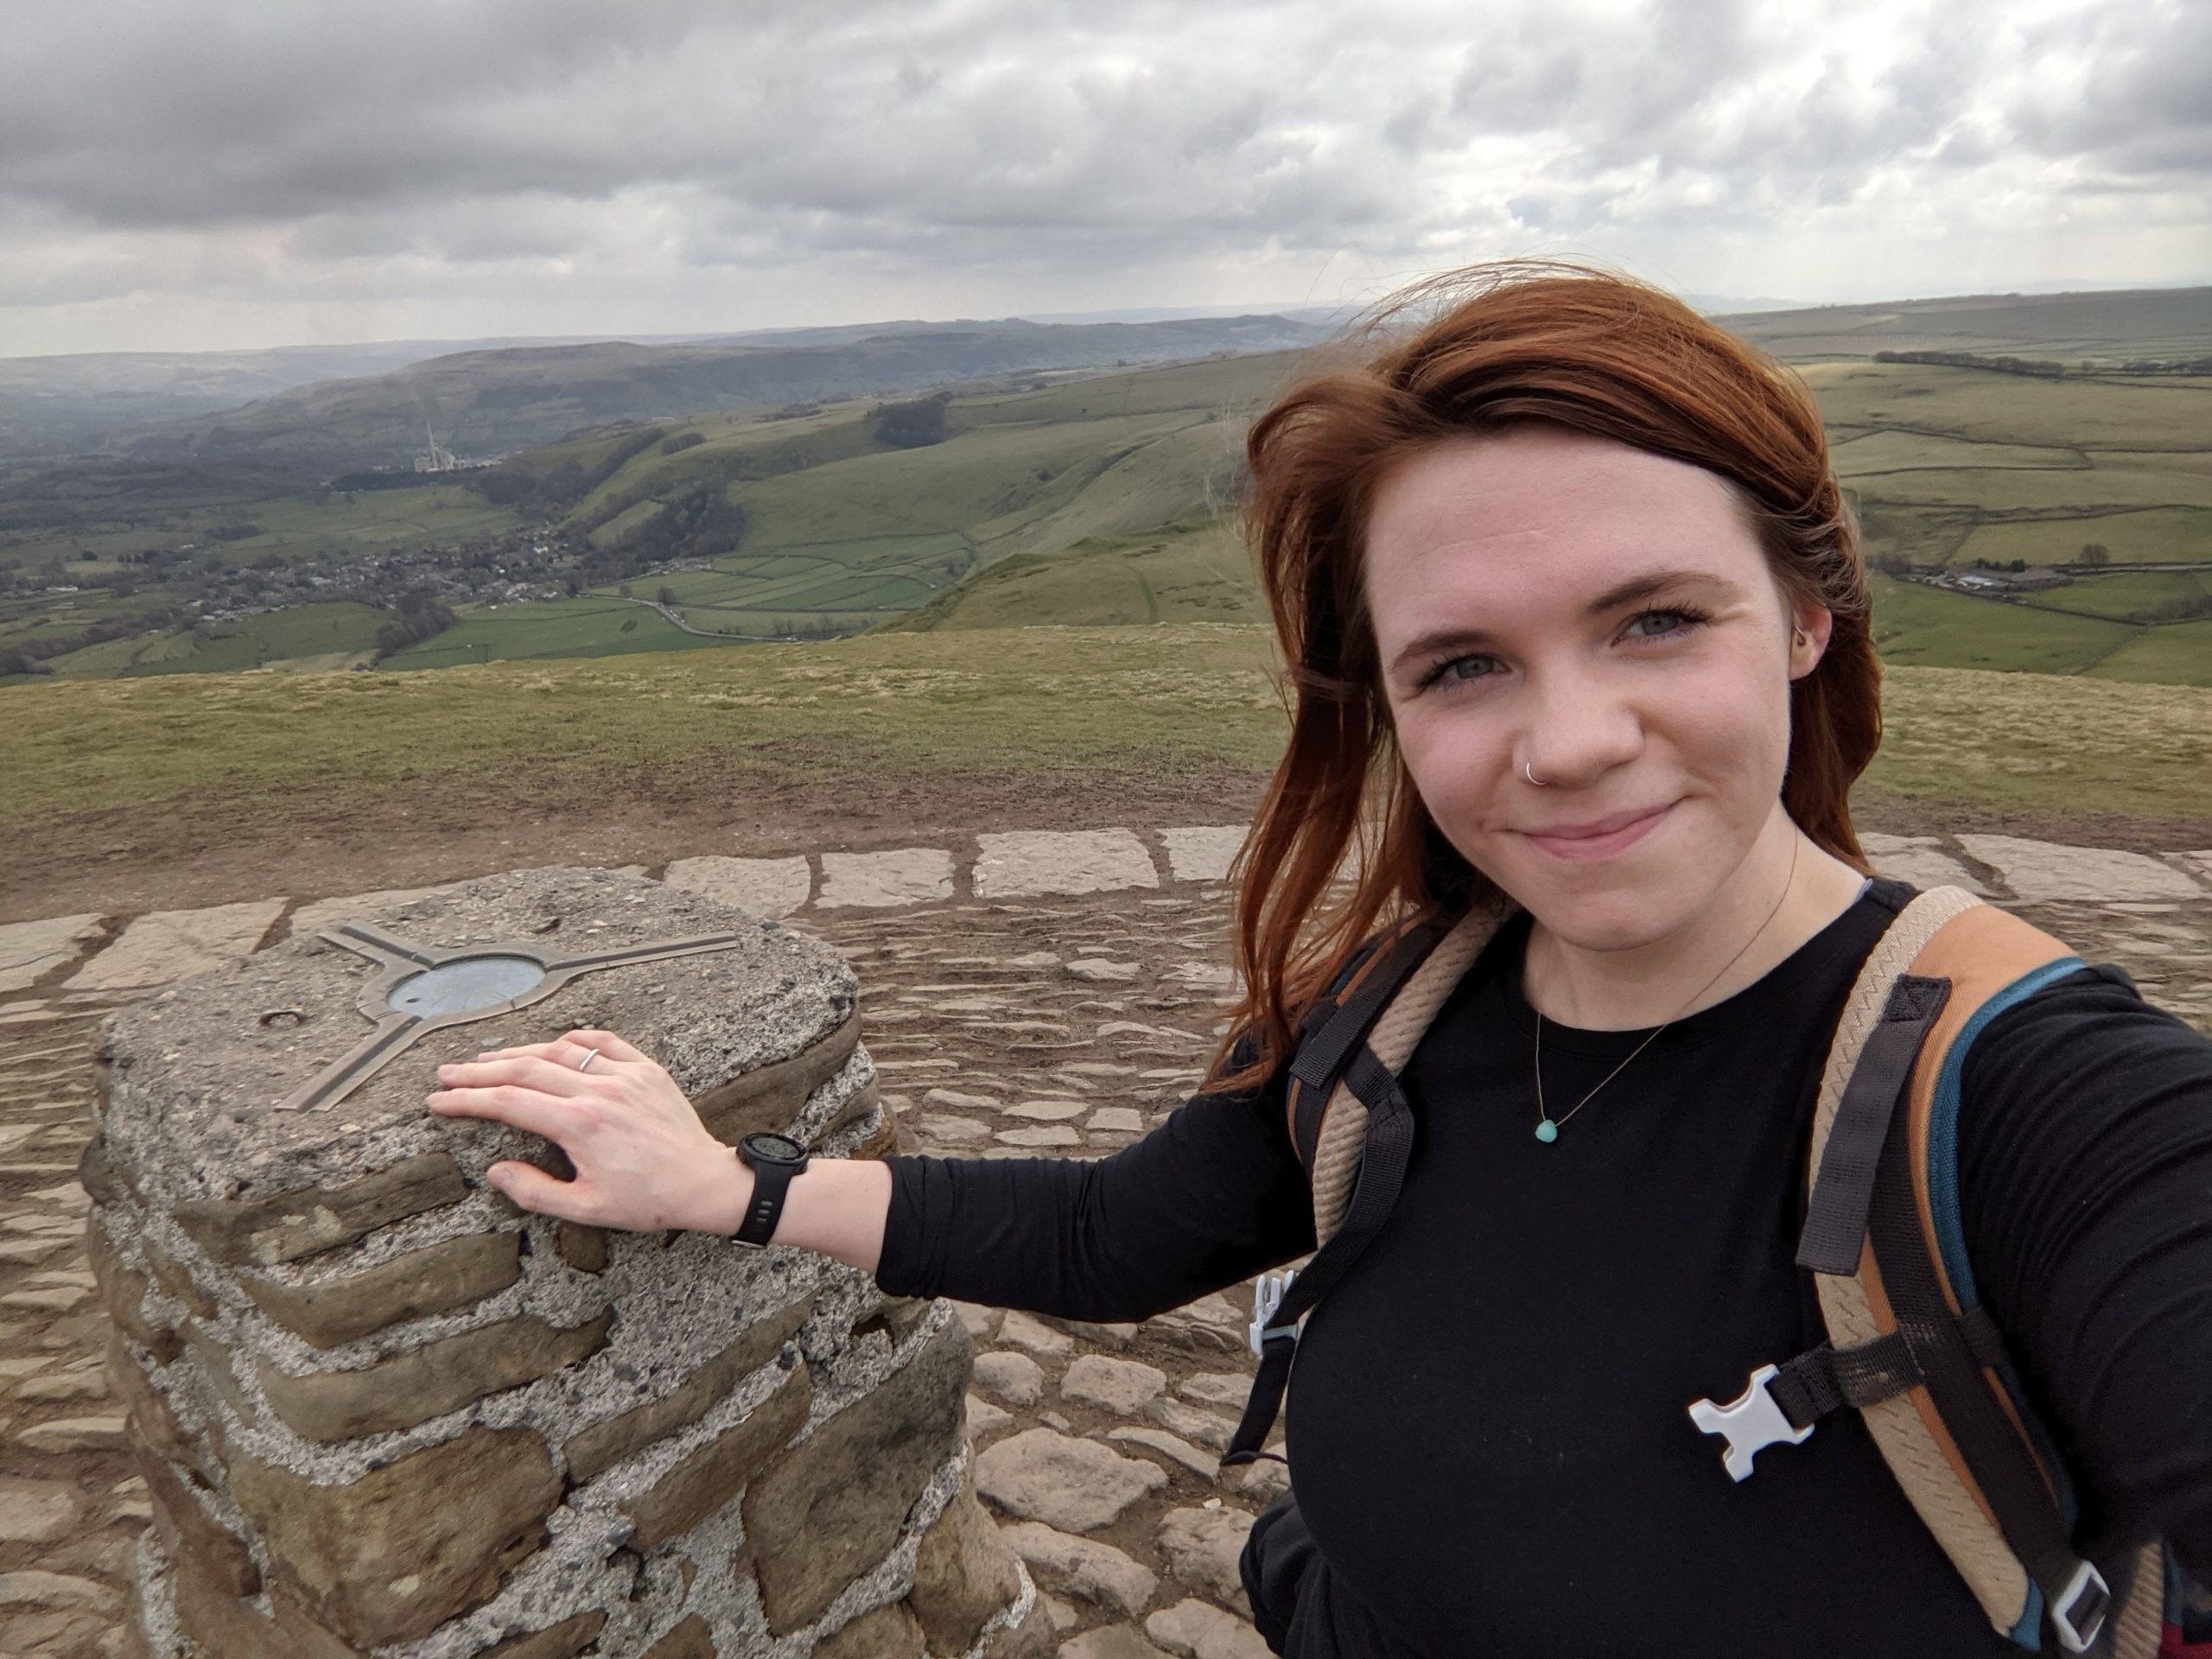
[0, 0, 2202, 343]
[1452, 34, 1587, 130]
[2000, 2, 2211, 177]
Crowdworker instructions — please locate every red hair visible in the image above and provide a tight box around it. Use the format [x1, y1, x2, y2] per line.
[1213, 260, 1879, 1090]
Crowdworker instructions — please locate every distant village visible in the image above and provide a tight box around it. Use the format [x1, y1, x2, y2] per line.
[0, 512, 728, 677]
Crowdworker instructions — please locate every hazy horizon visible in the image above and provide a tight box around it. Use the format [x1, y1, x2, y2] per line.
[7, 276, 2211, 366]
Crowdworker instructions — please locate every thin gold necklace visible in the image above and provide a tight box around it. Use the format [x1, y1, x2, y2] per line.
[1532, 835, 1801, 1144]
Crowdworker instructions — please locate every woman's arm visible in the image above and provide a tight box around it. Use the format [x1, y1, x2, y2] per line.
[423, 1027, 1318, 1314]
[1959, 965, 2212, 1575]
[873, 1062, 1319, 1322]
[424, 1027, 898, 1272]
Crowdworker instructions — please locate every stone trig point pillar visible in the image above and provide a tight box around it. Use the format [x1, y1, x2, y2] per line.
[79, 867, 1045, 1659]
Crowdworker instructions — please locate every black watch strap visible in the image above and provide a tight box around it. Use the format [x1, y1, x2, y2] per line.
[734, 1138, 808, 1248]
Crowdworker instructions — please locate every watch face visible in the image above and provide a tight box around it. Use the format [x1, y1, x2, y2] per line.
[741, 1131, 806, 1166]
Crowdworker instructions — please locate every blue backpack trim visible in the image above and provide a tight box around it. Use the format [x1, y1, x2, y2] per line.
[1924, 955, 2090, 1308]
[1922, 953, 2091, 1650]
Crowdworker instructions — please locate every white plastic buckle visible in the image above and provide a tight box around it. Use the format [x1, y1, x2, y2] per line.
[2050, 1559, 2112, 1654]
[1688, 1363, 1815, 1482]
[1249, 1268, 1299, 1357]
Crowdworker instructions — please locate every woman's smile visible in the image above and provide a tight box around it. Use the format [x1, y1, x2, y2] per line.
[1520, 799, 1676, 862]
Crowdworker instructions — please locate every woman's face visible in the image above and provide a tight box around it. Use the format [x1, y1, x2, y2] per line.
[1362, 425, 1831, 951]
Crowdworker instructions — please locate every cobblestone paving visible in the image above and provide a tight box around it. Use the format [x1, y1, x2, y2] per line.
[2, 828, 2207, 1658]
[811, 887, 1279, 1652]
[0, 1007, 145, 1659]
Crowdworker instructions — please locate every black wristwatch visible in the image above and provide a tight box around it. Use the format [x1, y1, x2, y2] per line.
[733, 1132, 810, 1249]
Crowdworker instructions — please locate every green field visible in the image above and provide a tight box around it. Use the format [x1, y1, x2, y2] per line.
[0, 478, 524, 571]
[1866, 575, 2137, 675]
[711, 404, 1247, 604]
[210, 486, 520, 560]
[39, 601, 391, 677]
[379, 598, 743, 669]
[1950, 508, 2211, 567]
[887, 518, 1267, 631]
[2082, 620, 2212, 686]
[1802, 360, 2212, 583]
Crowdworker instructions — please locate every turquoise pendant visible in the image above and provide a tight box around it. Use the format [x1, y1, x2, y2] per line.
[1534, 1119, 1559, 1144]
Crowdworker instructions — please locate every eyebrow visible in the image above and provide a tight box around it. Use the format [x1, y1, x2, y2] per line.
[1389, 569, 1730, 672]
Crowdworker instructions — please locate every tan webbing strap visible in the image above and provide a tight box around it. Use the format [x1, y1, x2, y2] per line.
[1285, 914, 1433, 1168]
[1900, 903, 2080, 1331]
[1900, 905, 2082, 1486]
[1309, 901, 1514, 1244]
[1805, 885, 1981, 1185]
[2111, 1541, 2166, 1659]
[1805, 886, 2040, 1637]
[1894, 904, 2112, 1648]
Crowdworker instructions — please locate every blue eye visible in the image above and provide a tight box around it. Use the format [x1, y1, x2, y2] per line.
[1414, 606, 1710, 694]
[1618, 606, 1716, 641]
[1420, 654, 1497, 690]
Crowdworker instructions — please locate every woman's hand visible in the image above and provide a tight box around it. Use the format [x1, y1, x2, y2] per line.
[424, 1027, 747, 1235]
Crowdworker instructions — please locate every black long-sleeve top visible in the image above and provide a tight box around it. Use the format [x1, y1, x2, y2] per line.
[874, 878, 2212, 1656]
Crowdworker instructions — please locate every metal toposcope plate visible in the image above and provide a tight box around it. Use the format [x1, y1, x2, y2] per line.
[273, 920, 757, 1113]
[390, 956, 548, 1017]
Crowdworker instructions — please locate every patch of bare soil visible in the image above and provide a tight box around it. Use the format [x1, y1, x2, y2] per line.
[6, 763, 2205, 928]
[1847, 792, 2212, 861]
[0, 759, 1274, 924]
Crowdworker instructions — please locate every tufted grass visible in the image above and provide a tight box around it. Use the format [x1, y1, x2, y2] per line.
[3, 626, 2209, 834]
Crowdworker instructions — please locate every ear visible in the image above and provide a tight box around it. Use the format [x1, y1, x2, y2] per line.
[1788, 603, 1834, 682]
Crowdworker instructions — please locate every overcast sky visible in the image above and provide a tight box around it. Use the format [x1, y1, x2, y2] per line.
[3, 0, 2204, 357]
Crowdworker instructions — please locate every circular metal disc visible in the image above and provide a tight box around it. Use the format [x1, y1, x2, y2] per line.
[389, 956, 546, 1016]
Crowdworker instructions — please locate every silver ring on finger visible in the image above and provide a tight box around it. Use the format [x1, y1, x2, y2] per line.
[575, 1046, 601, 1073]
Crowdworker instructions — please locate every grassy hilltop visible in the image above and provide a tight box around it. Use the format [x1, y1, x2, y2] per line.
[4, 621, 2209, 923]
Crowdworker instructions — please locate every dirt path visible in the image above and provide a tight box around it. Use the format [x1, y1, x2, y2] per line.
[9, 756, 2211, 928]
[0, 762, 1274, 925]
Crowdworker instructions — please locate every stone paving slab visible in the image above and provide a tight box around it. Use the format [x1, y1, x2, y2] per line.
[1157, 829, 1245, 886]
[818, 849, 957, 909]
[0, 915, 105, 995]
[284, 880, 471, 941]
[662, 854, 814, 918]
[974, 830, 1160, 900]
[60, 897, 288, 993]
[1956, 836, 2209, 905]
[38, 826, 2203, 1007]
[1859, 833, 1990, 896]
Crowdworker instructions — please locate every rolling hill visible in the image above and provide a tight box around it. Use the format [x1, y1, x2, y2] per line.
[1726, 286, 2212, 365]
[4, 285, 2207, 689]
[121, 315, 1329, 474]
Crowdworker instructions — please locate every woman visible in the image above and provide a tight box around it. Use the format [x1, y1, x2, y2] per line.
[427, 262, 2212, 1656]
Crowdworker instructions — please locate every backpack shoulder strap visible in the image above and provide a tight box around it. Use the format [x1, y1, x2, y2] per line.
[1894, 906, 2171, 1659]
[1793, 887, 2155, 1655]
[1297, 900, 1515, 1244]
[1282, 913, 1440, 1173]
[1224, 899, 1513, 1468]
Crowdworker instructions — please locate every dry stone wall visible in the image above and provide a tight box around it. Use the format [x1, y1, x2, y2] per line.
[77, 868, 1043, 1659]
